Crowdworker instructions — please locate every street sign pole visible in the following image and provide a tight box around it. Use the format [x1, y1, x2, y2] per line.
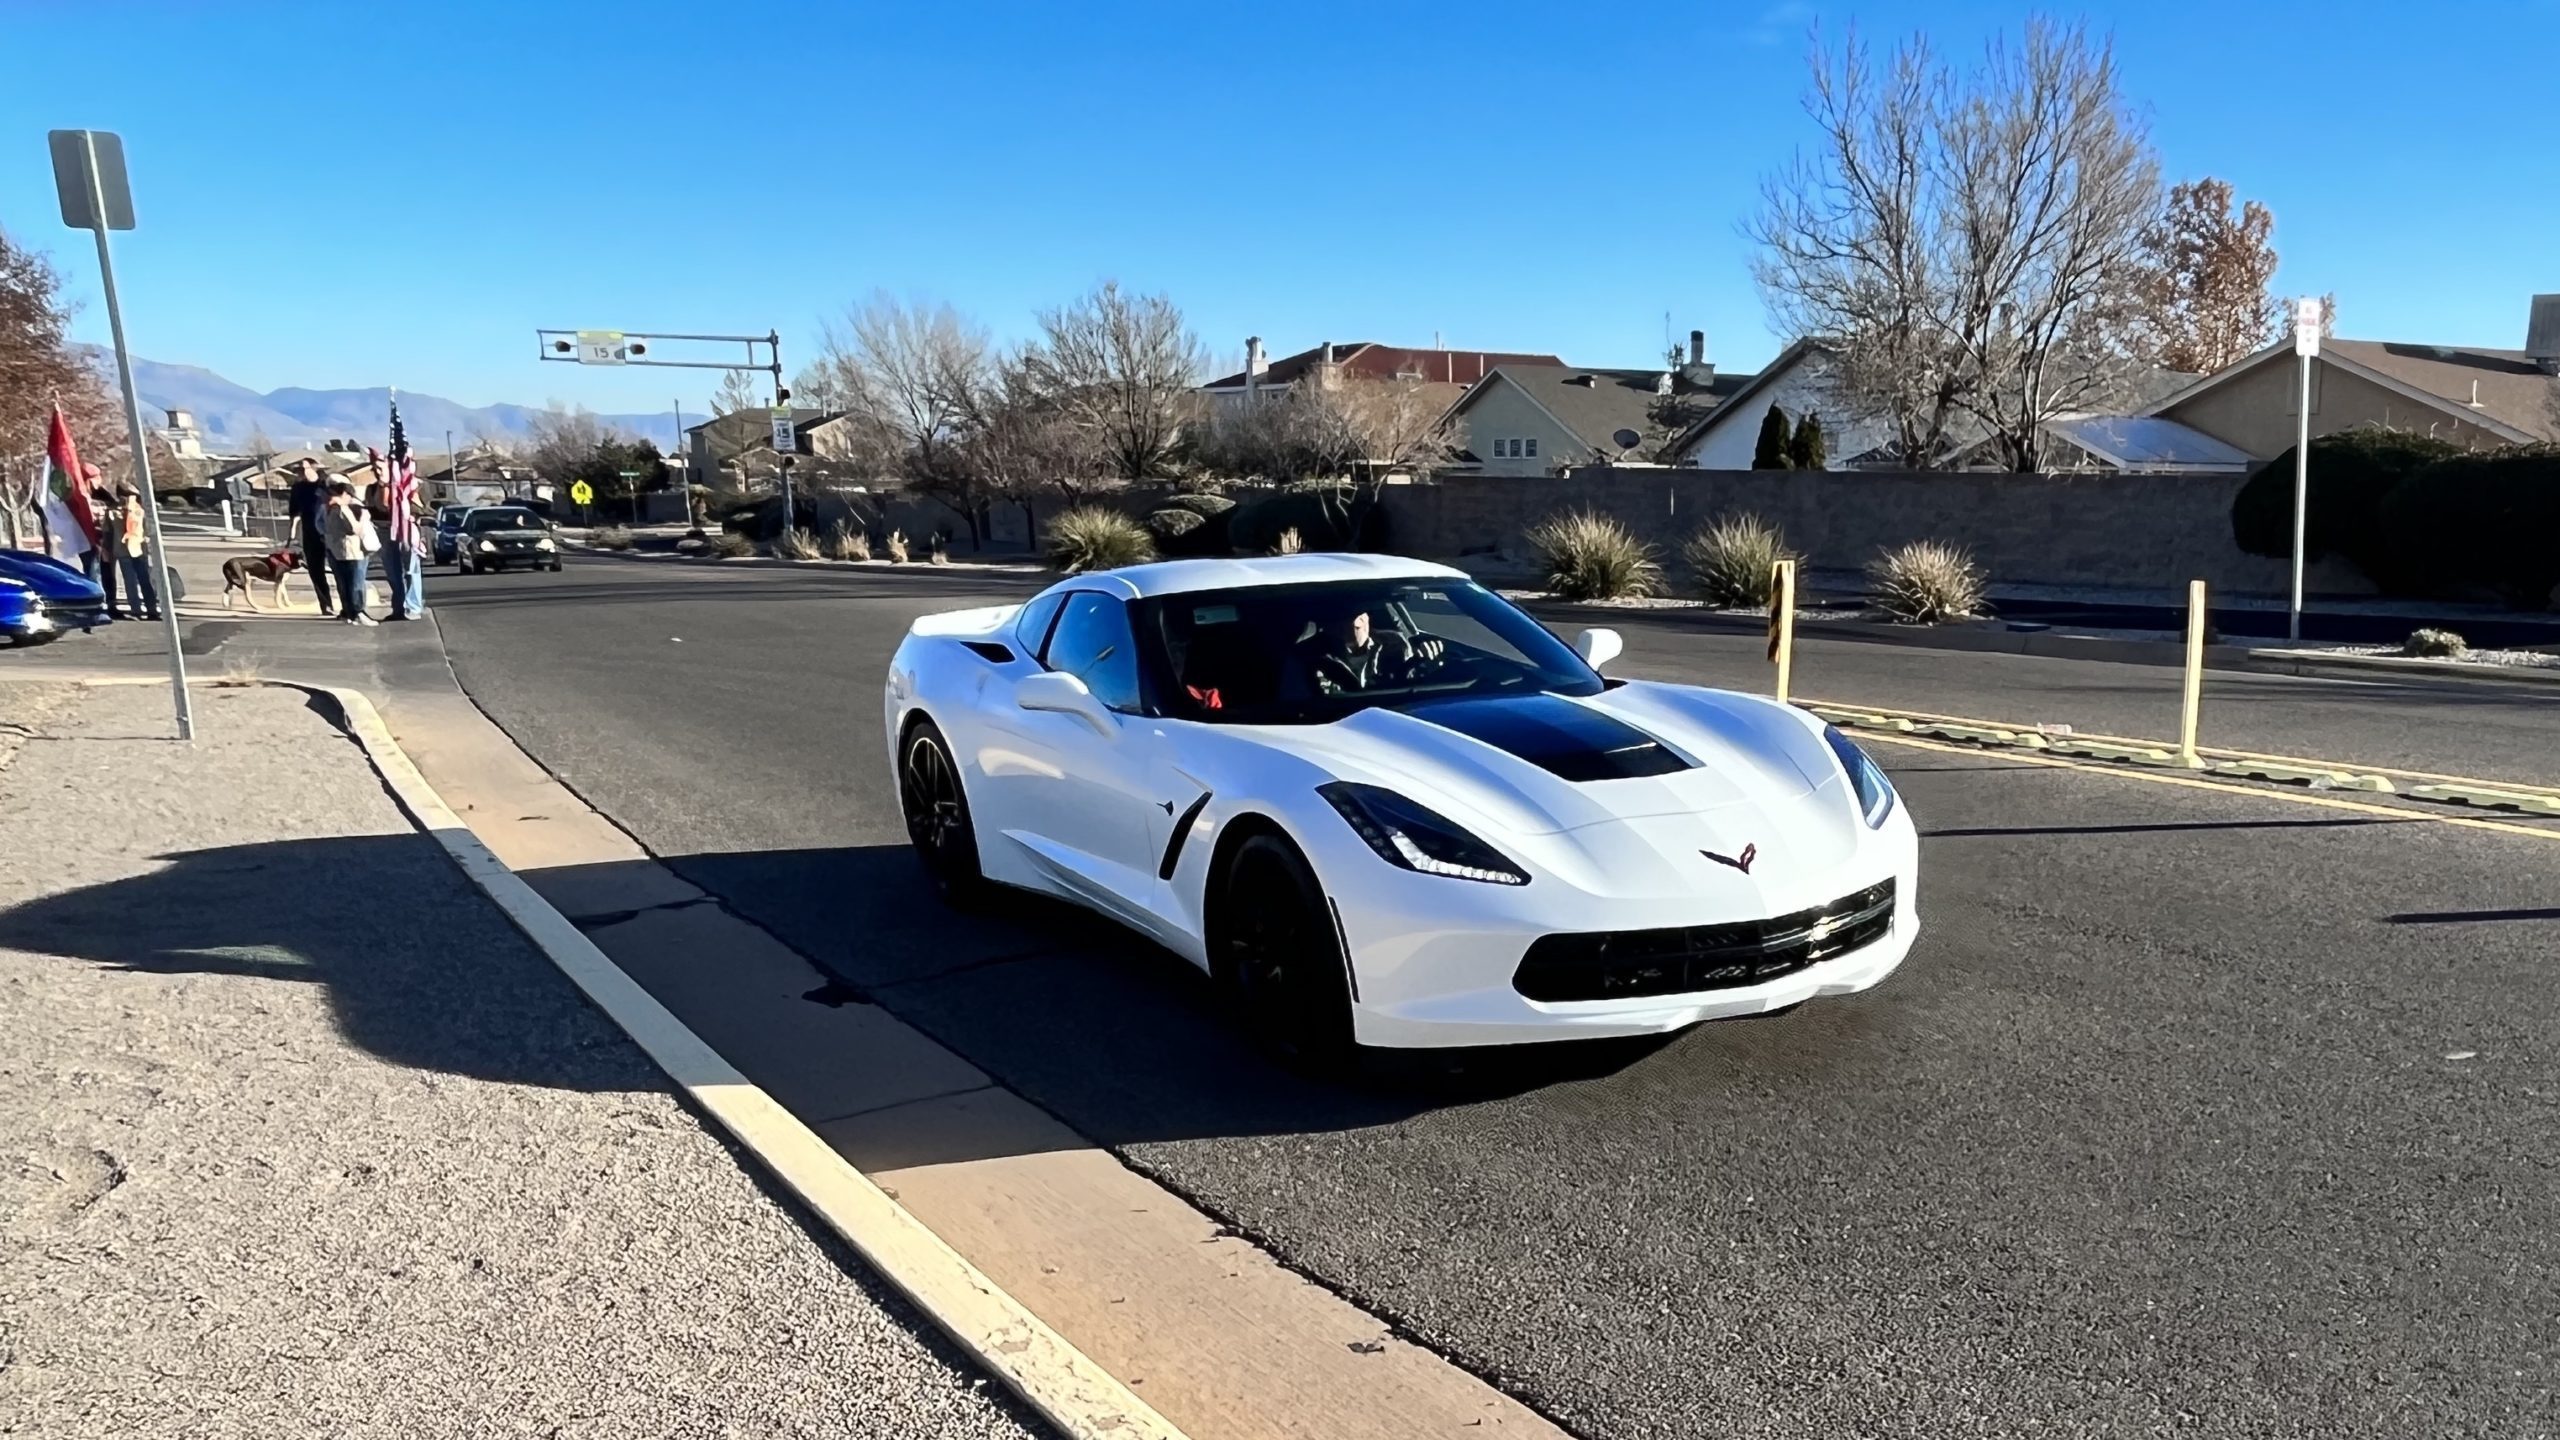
[2288, 297, 2320, 643]
[55, 130, 191, 739]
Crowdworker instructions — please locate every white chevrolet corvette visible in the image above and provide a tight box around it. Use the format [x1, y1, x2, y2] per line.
[883, 553, 1917, 1060]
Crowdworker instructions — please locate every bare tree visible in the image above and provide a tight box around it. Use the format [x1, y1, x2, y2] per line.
[1020, 281, 1206, 479]
[1749, 20, 2161, 470]
[523, 404, 610, 481]
[816, 292, 992, 541]
[2132, 178, 2278, 374]
[955, 352, 1107, 538]
[710, 368, 764, 416]
[1193, 377, 1457, 482]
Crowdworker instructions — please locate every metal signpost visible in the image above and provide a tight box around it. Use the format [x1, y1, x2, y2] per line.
[51, 130, 192, 739]
[2288, 296, 2321, 642]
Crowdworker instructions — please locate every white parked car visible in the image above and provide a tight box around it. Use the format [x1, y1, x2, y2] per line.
[883, 554, 1918, 1063]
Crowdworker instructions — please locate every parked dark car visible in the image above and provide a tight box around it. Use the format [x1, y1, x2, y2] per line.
[0, 550, 110, 646]
[431, 504, 471, 565]
[454, 506, 562, 574]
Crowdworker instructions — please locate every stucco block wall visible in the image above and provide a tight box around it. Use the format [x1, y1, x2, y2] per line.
[1383, 467, 2372, 600]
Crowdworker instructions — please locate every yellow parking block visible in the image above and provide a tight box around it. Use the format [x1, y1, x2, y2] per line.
[2407, 783, 2560, 816]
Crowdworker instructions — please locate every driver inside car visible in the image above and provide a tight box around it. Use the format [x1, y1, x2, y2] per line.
[1304, 605, 1445, 695]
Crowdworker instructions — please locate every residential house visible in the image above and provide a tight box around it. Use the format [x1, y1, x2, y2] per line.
[1202, 338, 1565, 410]
[684, 408, 864, 487]
[422, 450, 536, 505]
[1445, 335, 1753, 475]
[2143, 297, 2560, 458]
[1670, 341, 1888, 470]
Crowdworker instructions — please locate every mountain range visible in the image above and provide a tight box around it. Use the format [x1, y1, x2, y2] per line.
[77, 347, 686, 454]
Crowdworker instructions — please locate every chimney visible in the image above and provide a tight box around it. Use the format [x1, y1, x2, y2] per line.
[1245, 335, 1266, 403]
[1679, 329, 1715, 389]
[1320, 340, 1334, 365]
[2527, 294, 2560, 376]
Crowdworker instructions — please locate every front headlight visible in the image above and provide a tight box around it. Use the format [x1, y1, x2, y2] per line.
[1319, 782, 1528, 885]
[1823, 726, 1897, 828]
[477, 539, 497, 552]
[535, 537, 556, 550]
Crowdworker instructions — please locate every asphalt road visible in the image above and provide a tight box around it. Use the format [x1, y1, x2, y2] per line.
[423, 555, 2560, 1440]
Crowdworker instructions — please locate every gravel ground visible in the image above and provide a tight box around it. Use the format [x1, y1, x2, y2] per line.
[0, 682, 1044, 1440]
[2293, 642, 2560, 669]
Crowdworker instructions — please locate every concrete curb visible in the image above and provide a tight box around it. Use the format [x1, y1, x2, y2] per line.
[2240, 648, 2560, 689]
[305, 682, 1187, 1440]
[565, 540, 1045, 577]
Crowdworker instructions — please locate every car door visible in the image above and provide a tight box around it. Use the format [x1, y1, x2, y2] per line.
[975, 590, 1171, 927]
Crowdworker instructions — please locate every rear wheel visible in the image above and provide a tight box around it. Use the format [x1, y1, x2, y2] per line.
[1220, 834, 1357, 1070]
[898, 720, 982, 905]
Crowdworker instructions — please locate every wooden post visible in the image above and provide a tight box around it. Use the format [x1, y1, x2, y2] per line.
[2179, 578, 2208, 767]
[1770, 559, 1798, 704]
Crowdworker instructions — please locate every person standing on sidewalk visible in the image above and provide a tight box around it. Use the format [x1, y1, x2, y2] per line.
[110, 479, 162, 621]
[77, 465, 121, 621]
[364, 450, 427, 621]
[286, 458, 334, 617]
[323, 481, 377, 625]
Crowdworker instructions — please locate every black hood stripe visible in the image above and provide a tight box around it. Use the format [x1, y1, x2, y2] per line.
[1402, 694, 1692, 783]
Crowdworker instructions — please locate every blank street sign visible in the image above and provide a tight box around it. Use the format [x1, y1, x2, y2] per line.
[48, 130, 135, 231]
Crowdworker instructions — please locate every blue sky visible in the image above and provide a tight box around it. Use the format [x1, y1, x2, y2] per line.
[5, 0, 2555, 412]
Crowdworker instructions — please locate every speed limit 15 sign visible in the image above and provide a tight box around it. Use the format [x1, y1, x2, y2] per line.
[576, 330, 626, 365]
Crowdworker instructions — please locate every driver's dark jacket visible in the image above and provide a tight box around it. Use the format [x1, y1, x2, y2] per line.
[1310, 638, 1387, 694]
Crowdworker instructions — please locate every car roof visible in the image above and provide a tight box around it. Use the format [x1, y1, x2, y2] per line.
[1051, 552, 1468, 601]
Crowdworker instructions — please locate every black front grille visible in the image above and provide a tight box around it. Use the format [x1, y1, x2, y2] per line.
[1513, 879, 1897, 1003]
[38, 598, 105, 624]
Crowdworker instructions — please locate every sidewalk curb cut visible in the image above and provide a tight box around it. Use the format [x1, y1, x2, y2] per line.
[309, 682, 1187, 1440]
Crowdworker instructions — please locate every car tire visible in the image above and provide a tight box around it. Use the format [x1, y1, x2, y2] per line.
[1218, 833, 1358, 1072]
[897, 719, 983, 906]
[547, 561, 563, 572]
[459, 558, 477, 575]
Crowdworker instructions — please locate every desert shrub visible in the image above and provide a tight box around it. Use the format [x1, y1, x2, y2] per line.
[1868, 540, 1985, 623]
[823, 520, 871, 561]
[1226, 482, 1386, 555]
[885, 529, 910, 565]
[771, 526, 820, 561]
[2402, 627, 2469, 658]
[1148, 506, 1225, 558]
[1047, 506, 1155, 573]
[1526, 509, 1662, 601]
[1162, 491, 1237, 520]
[928, 531, 950, 565]
[1271, 525, 1304, 556]
[589, 524, 634, 551]
[712, 532, 754, 559]
[2375, 443, 2560, 608]
[1681, 512, 1799, 608]
[2231, 428, 2467, 586]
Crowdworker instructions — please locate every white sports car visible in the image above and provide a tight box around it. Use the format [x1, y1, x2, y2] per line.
[883, 554, 1917, 1060]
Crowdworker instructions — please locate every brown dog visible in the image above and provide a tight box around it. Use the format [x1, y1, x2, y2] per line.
[220, 550, 302, 611]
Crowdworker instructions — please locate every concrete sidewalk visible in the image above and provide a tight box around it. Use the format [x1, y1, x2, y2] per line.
[0, 680, 1045, 1439]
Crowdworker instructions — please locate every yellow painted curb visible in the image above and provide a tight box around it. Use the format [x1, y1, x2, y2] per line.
[2407, 783, 2560, 816]
[309, 683, 1186, 1440]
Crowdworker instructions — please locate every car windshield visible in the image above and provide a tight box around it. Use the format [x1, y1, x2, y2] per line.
[1133, 578, 1603, 725]
[437, 507, 468, 526]
[465, 509, 542, 532]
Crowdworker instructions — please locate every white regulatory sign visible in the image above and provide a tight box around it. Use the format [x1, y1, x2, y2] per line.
[771, 413, 796, 454]
[2294, 299, 2322, 358]
[576, 329, 627, 366]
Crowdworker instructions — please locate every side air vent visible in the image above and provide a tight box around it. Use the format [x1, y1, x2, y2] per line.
[961, 641, 1015, 663]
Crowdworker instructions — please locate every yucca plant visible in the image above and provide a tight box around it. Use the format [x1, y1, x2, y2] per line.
[928, 532, 951, 565]
[823, 519, 871, 561]
[885, 529, 911, 564]
[1046, 506, 1155, 573]
[1526, 509, 1661, 601]
[1681, 512, 1799, 608]
[589, 524, 635, 551]
[712, 532, 754, 559]
[1868, 540, 1985, 623]
[1270, 525, 1304, 556]
[771, 526, 821, 561]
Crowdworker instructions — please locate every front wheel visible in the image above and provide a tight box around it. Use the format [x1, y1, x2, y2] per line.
[898, 720, 983, 905]
[1220, 834, 1357, 1071]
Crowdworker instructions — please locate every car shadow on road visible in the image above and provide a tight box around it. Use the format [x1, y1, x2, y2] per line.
[542, 839, 1706, 1155]
[0, 832, 661, 1096]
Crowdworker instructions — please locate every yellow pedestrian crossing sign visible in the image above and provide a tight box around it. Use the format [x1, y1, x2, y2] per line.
[570, 480, 594, 506]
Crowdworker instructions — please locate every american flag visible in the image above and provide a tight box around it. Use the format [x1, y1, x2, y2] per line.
[384, 400, 419, 549]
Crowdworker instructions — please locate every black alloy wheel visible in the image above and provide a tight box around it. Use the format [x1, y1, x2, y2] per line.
[1221, 834, 1357, 1070]
[899, 721, 982, 904]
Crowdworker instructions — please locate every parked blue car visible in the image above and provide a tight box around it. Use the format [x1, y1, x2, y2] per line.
[0, 550, 110, 647]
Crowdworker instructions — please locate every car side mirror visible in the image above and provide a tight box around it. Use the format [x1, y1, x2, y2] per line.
[1015, 670, 1115, 734]
[1574, 627, 1623, 671]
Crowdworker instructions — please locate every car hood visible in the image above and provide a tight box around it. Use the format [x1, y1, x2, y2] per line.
[0, 551, 105, 602]
[1233, 682, 1846, 841]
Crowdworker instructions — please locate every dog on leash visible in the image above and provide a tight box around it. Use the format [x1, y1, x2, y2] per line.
[220, 549, 303, 611]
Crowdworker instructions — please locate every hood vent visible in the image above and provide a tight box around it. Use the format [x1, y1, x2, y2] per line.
[1403, 694, 1692, 783]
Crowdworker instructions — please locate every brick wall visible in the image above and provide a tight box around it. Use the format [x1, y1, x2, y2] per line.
[1381, 467, 2373, 600]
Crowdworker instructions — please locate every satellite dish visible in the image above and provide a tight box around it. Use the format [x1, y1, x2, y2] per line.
[1610, 428, 1642, 451]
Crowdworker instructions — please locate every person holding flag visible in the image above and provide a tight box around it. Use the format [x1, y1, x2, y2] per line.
[368, 399, 427, 620]
[40, 406, 112, 614]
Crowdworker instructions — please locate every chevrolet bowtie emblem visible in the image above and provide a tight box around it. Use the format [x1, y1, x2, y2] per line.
[1702, 843, 1759, 875]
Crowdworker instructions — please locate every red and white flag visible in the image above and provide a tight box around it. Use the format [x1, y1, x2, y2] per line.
[381, 401, 419, 549]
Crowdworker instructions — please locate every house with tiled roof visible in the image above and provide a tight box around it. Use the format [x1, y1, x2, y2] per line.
[1201, 338, 1565, 409]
